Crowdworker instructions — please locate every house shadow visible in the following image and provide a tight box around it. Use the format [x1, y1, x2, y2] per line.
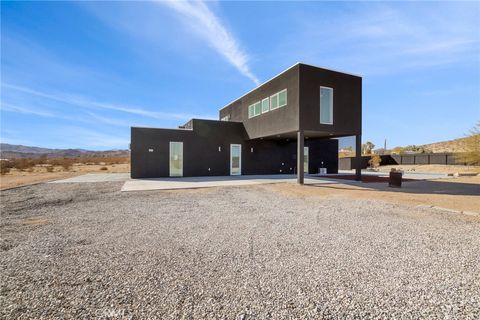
[305, 176, 480, 197]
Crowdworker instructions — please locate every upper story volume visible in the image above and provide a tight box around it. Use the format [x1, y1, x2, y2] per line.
[219, 62, 362, 140]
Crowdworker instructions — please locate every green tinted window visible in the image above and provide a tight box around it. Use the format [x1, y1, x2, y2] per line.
[248, 104, 254, 118]
[254, 101, 262, 116]
[270, 93, 278, 110]
[278, 90, 287, 107]
[320, 87, 333, 124]
[262, 98, 269, 113]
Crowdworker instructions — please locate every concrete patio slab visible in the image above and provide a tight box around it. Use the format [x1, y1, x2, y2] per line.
[50, 173, 130, 183]
[120, 174, 338, 191]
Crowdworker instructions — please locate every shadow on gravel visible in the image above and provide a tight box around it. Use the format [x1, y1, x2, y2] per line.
[307, 179, 480, 196]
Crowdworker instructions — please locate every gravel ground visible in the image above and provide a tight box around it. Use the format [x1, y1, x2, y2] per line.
[1, 182, 479, 319]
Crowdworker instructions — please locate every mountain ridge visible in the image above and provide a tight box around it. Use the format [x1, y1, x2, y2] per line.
[0, 143, 129, 159]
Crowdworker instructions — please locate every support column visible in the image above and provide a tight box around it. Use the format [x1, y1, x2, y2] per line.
[355, 134, 362, 181]
[297, 131, 304, 185]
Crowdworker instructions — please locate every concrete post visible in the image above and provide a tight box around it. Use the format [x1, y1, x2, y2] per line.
[355, 134, 362, 181]
[297, 131, 304, 185]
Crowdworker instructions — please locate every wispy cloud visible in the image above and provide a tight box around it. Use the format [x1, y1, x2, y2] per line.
[1, 103, 58, 118]
[63, 127, 129, 149]
[2, 83, 216, 121]
[160, 0, 259, 85]
[281, 3, 479, 76]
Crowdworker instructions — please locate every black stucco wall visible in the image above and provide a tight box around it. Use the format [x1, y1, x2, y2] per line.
[131, 120, 338, 178]
[299, 64, 362, 137]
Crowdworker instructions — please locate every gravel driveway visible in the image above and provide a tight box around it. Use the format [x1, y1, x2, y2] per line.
[1, 182, 479, 319]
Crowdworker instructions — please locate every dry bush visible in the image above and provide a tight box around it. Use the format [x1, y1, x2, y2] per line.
[0, 161, 11, 175]
[100, 166, 108, 171]
[1, 166, 10, 175]
[12, 158, 34, 171]
[37, 154, 48, 165]
[60, 159, 75, 171]
[460, 122, 480, 165]
[368, 154, 382, 168]
[46, 166, 54, 173]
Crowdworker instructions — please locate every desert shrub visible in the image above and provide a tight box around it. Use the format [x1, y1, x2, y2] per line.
[0, 161, 11, 175]
[59, 158, 75, 171]
[459, 121, 480, 165]
[37, 154, 48, 165]
[46, 166, 54, 173]
[100, 166, 108, 171]
[12, 158, 34, 171]
[362, 141, 375, 155]
[368, 154, 382, 168]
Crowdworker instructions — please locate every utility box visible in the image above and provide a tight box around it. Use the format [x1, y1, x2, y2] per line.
[389, 169, 403, 188]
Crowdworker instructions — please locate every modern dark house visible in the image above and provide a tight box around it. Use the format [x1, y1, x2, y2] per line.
[131, 63, 362, 183]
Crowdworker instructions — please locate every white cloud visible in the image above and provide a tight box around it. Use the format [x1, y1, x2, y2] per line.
[64, 127, 129, 149]
[2, 83, 216, 121]
[160, 0, 259, 85]
[1, 103, 58, 118]
[280, 3, 480, 76]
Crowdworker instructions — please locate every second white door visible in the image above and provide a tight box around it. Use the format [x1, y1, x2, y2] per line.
[230, 144, 241, 175]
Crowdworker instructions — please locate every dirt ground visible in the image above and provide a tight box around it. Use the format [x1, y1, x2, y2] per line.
[377, 164, 480, 174]
[0, 163, 129, 190]
[266, 175, 480, 213]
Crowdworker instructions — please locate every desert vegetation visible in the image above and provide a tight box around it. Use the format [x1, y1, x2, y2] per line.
[368, 154, 382, 168]
[0, 156, 129, 175]
[459, 121, 480, 165]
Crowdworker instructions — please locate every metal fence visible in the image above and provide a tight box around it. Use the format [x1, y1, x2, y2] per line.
[339, 153, 473, 170]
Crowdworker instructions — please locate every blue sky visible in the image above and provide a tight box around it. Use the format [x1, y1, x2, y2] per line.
[1, 1, 479, 150]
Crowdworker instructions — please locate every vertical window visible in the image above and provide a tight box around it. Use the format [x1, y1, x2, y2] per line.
[270, 93, 278, 110]
[278, 89, 287, 107]
[304, 146, 309, 173]
[320, 86, 333, 124]
[248, 104, 255, 118]
[254, 101, 262, 116]
[261, 98, 269, 113]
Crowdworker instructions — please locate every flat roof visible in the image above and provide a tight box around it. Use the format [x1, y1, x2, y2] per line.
[219, 62, 362, 112]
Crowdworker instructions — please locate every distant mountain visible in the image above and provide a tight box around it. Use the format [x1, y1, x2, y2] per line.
[0, 143, 129, 159]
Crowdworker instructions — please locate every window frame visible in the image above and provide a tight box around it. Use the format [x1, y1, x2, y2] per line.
[278, 89, 287, 108]
[320, 86, 333, 125]
[261, 97, 270, 113]
[254, 101, 262, 116]
[248, 104, 255, 118]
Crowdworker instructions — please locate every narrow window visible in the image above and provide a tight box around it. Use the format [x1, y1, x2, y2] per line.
[278, 89, 287, 107]
[320, 86, 333, 124]
[254, 101, 262, 116]
[270, 93, 278, 110]
[248, 104, 255, 118]
[261, 98, 269, 113]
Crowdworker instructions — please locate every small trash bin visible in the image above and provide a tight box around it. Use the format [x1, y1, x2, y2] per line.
[319, 168, 327, 175]
[389, 169, 403, 188]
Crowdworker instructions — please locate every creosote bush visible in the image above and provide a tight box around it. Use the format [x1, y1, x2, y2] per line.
[368, 154, 382, 168]
[0, 161, 12, 175]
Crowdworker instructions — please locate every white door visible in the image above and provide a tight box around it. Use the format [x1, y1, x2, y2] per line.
[169, 142, 183, 177]
[230, 144, 241, 175]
